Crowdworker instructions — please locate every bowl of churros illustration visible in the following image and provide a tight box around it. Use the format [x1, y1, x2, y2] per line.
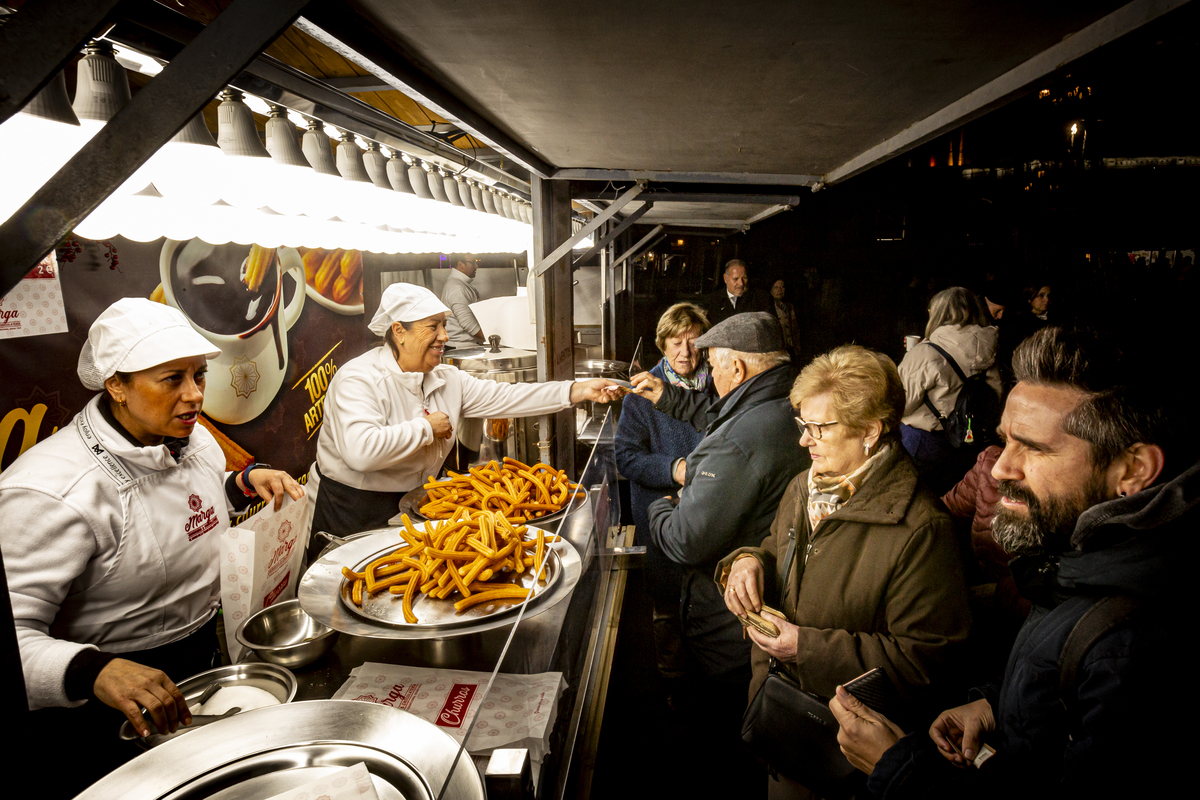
[299, 248, 364, 315]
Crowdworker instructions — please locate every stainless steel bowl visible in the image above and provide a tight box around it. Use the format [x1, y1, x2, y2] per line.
[235, 599, 339, 668]
[118, 662, 297, 745]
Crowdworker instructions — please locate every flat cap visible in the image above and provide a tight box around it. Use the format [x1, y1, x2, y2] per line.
[694, 312, 785, 353]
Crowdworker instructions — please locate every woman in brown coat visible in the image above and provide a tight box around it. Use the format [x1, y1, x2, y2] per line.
[719, 345, 970, 798]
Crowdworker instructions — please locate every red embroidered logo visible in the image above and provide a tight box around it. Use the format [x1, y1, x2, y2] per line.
[436, 683, 478, 727]
[185, 493, 219, 541]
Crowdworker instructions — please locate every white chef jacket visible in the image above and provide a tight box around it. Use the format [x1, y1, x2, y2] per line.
[0, 395, 230, 709]
[315, 347, 574, 493]
[441, 268, 483, 347]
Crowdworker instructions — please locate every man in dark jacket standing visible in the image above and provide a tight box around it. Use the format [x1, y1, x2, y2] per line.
[634, 313, 809, 691]
[828, 326, 1188, 798]
[702, 259, 773, 326]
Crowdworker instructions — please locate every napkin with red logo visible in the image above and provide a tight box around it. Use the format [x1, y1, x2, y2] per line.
[219, 493, 310, 662]
[332, 663, 565, 762]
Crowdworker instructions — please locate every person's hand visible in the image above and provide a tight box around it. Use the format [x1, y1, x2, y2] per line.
[94, 658, 190, 738]
[747, 609, 799, 660]
[929, 698, 996, 767]
[629, 371, 664, 404]
[672, 459, 687, 486]
[830, 685, 906, 774]
[246, 468, 306, 511]
[427, 411, 454, 440]
[724, 556, 764, 616]
[570, 378, 623, 404]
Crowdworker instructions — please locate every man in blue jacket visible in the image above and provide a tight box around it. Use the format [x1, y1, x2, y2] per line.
[634, 313, 809, 694]
[827, 326, 1187, 798]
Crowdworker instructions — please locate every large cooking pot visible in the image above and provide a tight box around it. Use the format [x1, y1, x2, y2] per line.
[80, 700, 485, 800]
[444, 334, 540, 465]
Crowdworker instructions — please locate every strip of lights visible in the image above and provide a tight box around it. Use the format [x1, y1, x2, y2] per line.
[0, 40, 536, 255]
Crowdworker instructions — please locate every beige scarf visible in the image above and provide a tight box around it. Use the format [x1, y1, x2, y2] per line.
[806, 445, 890, 531]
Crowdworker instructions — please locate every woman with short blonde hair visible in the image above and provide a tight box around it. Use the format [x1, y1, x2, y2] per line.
[720, 343, 969, 798]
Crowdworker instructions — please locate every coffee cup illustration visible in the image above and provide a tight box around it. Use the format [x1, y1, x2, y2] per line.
[159, 239, 305, 425]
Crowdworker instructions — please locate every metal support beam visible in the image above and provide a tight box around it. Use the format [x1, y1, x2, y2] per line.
[532, 182, 644, 277]
[296, 1, 556, 179]
[574, 192, 801, 205]
[0, 0, 310, 297]
[553, 168, 822, 186]
[571, 202, 652, 267]
[825, 0, 1190, 184]
[612, 225, 666, 270]
[744, 204, 794, 226]
[0, 0, 123, 126]
[531, 176, 576, 473]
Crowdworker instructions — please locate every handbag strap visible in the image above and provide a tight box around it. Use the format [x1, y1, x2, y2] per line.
[921, 341, 967, 421]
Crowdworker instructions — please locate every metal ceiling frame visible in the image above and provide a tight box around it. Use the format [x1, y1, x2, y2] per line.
[613, 226, 667, 270]
[0, 0, 311, 295]
[532, 182, 645, 276]
[571, 201, 654, 266]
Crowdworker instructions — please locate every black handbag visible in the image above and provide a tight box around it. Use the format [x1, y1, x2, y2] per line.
[739, 516, 863, 797]
[741, 658, 861, 797]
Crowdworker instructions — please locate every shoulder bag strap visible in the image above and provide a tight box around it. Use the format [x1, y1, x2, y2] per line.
[921, 341, 969, 421]
[1058, 594, 1141, 741]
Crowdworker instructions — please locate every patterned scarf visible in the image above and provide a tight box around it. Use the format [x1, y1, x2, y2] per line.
[660, 357, 710, 391]
[806, 445, 891, 531]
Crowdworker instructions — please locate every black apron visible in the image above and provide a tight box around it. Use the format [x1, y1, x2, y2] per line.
[307, 462, 406, 563]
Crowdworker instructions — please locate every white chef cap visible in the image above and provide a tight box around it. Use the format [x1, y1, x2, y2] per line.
[78, 298, 221, 390]
[368, 282, 450, 336]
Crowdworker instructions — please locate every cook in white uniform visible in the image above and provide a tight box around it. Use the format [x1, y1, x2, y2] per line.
[308, 283, 620, 546]
[441, 256, 486, 348]
[0, 299, 303, 789]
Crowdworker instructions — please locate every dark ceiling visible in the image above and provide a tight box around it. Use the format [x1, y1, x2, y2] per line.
[341, 0, 1143, 183]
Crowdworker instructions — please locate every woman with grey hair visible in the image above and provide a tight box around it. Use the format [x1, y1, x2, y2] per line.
[897, 286, 1000, 493]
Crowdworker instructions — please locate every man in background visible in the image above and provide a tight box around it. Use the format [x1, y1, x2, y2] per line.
[703, 259, 772, 325]
[441, 256, 485, 348]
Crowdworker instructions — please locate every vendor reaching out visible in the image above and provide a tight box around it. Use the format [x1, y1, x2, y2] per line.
[308, 282, 621, 548]
[0, 298, 304, 792]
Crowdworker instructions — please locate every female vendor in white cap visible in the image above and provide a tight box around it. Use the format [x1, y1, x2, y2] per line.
[0, 298, 303, 790]
[309, 282, 620, 545]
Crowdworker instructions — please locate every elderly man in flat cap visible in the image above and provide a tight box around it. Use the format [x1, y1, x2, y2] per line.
[631, 312, 809, 717]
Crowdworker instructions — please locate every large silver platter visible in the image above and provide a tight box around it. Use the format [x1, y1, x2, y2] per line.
[393, 477, 573, 527]
[300, 527, 582, 639]
[79, 700, 484, 800]
[338, 531, 562, 629]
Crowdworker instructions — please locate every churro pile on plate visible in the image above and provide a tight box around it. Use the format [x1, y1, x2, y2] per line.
[419, 457, 585, 523]
[341, 511, 560, 624]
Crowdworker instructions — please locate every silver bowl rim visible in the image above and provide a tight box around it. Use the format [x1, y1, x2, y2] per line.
[233, 598, 337, 654]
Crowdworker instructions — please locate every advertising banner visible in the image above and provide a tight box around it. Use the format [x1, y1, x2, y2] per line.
[0, 236, 388, 519]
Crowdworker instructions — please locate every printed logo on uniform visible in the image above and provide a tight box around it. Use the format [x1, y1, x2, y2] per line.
[185, 493, 219, 541]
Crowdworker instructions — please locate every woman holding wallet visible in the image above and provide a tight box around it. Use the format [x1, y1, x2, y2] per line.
[717, 344, 970, 799]
[0, 298, 303, 792]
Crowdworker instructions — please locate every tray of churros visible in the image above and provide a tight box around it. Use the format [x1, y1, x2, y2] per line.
[395, 457, 586, 526]
[338, 512, 561, 629]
